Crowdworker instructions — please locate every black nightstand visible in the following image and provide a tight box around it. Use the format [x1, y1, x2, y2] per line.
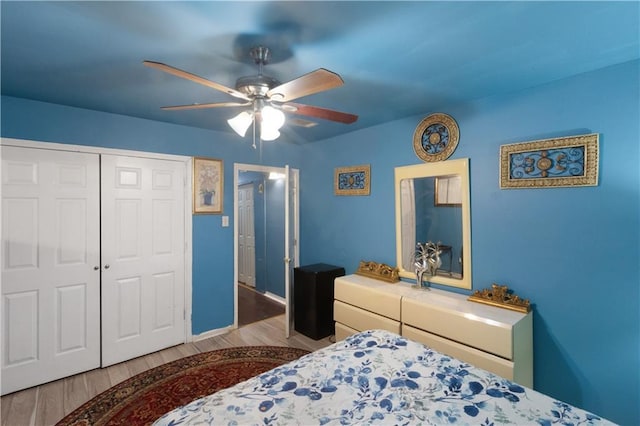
[294, 263, 345, 340]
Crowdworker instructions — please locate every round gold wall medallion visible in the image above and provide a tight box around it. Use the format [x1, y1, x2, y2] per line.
[413, 113, 460, 162]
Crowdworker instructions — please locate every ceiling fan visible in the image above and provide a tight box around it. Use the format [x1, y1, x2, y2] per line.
[143, 46, 358, 147]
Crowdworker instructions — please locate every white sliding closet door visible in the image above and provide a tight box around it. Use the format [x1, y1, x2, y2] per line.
[100, 155, 186, 367]
[1, 146, 101, 395]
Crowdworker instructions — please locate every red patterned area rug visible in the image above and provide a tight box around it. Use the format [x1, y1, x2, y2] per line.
[56, 346, 309, 426]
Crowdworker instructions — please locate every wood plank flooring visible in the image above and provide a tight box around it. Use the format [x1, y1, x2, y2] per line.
[238, 283, 285, 326]
[1, 315, 333, 426]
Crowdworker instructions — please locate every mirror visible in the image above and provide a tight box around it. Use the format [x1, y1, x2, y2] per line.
[395, 158, 472, 289]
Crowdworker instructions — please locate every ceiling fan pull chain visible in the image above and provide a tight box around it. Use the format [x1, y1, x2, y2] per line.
[252, 118, 257, 150]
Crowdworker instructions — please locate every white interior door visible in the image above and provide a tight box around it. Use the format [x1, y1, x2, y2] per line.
[1, 146, 101, 394]
[284, 166, 299, 338]
[100, 154, 186, 367]
[238, 183, 256, 287]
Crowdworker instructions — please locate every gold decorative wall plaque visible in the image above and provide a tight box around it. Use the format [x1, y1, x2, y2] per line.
[500, 133, 599, 189]
[355, 260, 400, 283]
[413, 113, 460, 162]
[468, 283, 531, 313]
[335, 165, 371, 196]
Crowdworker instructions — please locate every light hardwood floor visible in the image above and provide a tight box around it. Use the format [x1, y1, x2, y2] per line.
[1, 315, 334, 426]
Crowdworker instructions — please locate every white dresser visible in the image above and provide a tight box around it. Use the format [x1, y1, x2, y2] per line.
[334, 274, 533, 387]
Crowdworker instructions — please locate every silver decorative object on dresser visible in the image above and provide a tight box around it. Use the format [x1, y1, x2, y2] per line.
[413, 241, 442, 289]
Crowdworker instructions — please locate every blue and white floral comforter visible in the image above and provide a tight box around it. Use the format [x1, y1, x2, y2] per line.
[155, 330, 613, 425]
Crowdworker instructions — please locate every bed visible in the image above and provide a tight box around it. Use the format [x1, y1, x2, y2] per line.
[154, 329, 613, 425]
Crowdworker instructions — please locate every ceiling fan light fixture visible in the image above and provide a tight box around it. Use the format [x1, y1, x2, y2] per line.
[261, 105, 285, 130]
[227, 110, 253, 137]
[260, 125, 280, 141]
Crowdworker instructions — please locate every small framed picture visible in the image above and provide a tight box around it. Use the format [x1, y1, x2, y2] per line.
[193, 157, 223, 214]
[334, 165, 370, 196]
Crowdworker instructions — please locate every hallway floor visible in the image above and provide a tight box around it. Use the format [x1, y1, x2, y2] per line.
[238, 283, 285, 326]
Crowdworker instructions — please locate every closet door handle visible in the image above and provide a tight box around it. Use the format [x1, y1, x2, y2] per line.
[94, 266, 100, 271]
[104, 264, 110, 269]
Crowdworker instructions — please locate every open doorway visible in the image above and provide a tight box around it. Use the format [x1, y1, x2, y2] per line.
[234, 164, 299, 334]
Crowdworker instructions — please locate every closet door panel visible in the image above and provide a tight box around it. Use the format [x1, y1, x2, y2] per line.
[1, 146, 100, 395]
[101, 155, 186, 367]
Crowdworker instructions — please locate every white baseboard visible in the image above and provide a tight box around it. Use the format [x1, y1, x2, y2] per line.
[191, 324, 236, 342]
[265, 291, 285, 305]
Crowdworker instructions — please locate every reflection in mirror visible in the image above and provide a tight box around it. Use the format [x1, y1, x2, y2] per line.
[435, 175, 462, 206]
[401, 175, 463, 277]
[395, 159, 472, 289]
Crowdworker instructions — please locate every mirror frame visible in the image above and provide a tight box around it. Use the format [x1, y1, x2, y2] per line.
[394, 158, 472, 289]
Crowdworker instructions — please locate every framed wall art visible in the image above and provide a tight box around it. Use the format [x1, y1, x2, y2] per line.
[335, 164, 370, 196]
[413, 113, 460, 162]
[500, 133, 599, 189]
[193, 157, 223, 214]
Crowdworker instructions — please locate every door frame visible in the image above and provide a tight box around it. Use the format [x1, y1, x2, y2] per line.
[233, 163, 299, 330]
[0, 137, 194, 341]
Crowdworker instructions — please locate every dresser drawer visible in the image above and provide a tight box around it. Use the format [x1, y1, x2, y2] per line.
[402, 297, 513, 359]
[402, 324, 520, 384]
[334, 300, 401, 335]
[333, 275, 533, 387]
[335, 322, 359, 342]
[334, 277, 402, 321]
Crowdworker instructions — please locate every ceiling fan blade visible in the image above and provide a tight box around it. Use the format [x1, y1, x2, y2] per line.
[160, 102, 251, 111]
[286, 102, 358, 124]
[267, 68, 344, 102]
[143, 60, 250, 101]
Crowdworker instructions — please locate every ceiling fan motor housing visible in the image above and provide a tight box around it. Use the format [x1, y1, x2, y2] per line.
[235, 74, 281, 97]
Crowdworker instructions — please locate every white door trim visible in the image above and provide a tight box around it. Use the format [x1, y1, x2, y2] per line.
[0, 137, 194, 342]
[0, 137, 189, 161]
[233, 163, 299, 330]
[284, 167, 300, 338]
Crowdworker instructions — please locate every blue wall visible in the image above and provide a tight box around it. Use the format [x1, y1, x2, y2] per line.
[2, 59, 638, 424]
[297, 60, 639, 424]
[0, 96, 302, 335]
